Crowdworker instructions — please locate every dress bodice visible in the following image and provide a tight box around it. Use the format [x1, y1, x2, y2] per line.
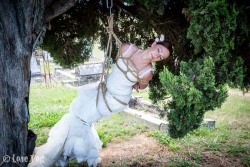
[70, 44, 152, 123]
[106, 58, 138, 97]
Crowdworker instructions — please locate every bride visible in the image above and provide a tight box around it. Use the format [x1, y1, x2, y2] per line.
[29, 35, 172, 167]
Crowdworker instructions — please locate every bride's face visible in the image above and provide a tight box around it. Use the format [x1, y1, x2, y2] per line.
[147, 44, 170, 62]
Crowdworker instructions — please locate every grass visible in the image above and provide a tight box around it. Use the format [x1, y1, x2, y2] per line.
[29, 85, 250, 166]
[96, 114, 147, 147]
[153, 93, 250, 166]
[29, 84, 147, 146]
[132, 88, 151, 101]
[131, 89, 250, 166]
[29, 84, 76, 145]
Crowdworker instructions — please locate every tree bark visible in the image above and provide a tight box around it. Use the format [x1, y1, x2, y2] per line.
[44, 0, 75, 23]
[0, 1, 44, 166]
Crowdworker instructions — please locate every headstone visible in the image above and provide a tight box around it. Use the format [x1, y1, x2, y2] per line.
[30, 56, 41, 77]
[75, 63, 104, 82]
[76, 63, 103, 76]
[43, 51, 53, 62]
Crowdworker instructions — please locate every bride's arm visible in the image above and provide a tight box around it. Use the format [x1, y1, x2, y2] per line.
[133, 71, 153, 92]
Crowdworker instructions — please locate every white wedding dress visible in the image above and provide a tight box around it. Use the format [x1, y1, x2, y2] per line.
[28, 45, 149, 167]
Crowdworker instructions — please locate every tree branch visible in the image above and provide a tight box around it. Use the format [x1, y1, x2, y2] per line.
[44, 0, 76, 23]
[114, 0, 139, 16]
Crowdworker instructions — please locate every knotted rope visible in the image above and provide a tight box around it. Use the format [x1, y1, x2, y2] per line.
[103, 14, 122, 79]
[96, 14, 123, 111]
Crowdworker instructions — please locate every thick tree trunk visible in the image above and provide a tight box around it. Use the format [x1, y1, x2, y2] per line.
[0, 1, 44, 166]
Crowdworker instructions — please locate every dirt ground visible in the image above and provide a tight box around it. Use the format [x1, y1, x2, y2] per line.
[98, 133, 244, 167]
[97, 89, 249, 167]
[99, 133, 172, 167]
[228, 89, 250, 97]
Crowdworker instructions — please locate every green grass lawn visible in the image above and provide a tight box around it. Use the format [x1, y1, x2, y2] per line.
[148, 93, 250, 166]
[29, 85, 250, 166]
[132, 88, 151, 101]
[29, 84, 147, 146]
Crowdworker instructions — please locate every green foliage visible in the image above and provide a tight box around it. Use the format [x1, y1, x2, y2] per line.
[159, 57, 227, 138]
[148, 75, 167, 104]
[187, 0, 238, 55]
[139, 0, 166, 15]
[39, 0, 250, 139]
[149, 60, 169, 103]
[41, 1, 101, 68]
[242, 155, 250, 167]
[42, 0, 162, 67]
[150, 93, 250, 166]
[41, 0, 188, 68]
[187, 0, 247, 88]
[125, 0, 171, 15]
[147, 0, 250, 138]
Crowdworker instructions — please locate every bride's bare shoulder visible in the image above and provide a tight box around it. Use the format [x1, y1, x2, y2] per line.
[120, 43, 138, 56]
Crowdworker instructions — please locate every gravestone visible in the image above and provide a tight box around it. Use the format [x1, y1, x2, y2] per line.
[75, 63, 104, 82]
[127, 96, 216, 132]
[43, 50, 53, 62]
[30, 56, 41, 77]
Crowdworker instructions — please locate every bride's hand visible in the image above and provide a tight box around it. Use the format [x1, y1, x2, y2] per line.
[133, 83, 140, 92]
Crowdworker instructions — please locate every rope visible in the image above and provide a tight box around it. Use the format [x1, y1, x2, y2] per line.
[96, 14, 123, 111]
[105, 14, 122, 77]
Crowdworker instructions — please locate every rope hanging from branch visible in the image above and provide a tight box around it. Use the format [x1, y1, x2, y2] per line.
[96, 14, 123, 109]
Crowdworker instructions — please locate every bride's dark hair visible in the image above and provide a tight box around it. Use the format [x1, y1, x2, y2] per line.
[148, 37, 173, 55]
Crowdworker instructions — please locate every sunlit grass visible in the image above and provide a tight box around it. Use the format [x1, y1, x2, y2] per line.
[132, 88, 151, 102]
[132, 89, 250, 166]
[161, 93, 250, 166]
[29, 85, 250, 166]
[29, 84, 147, 147]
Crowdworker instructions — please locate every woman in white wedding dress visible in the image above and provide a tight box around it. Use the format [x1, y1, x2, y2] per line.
[28, 36, 172, 167]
